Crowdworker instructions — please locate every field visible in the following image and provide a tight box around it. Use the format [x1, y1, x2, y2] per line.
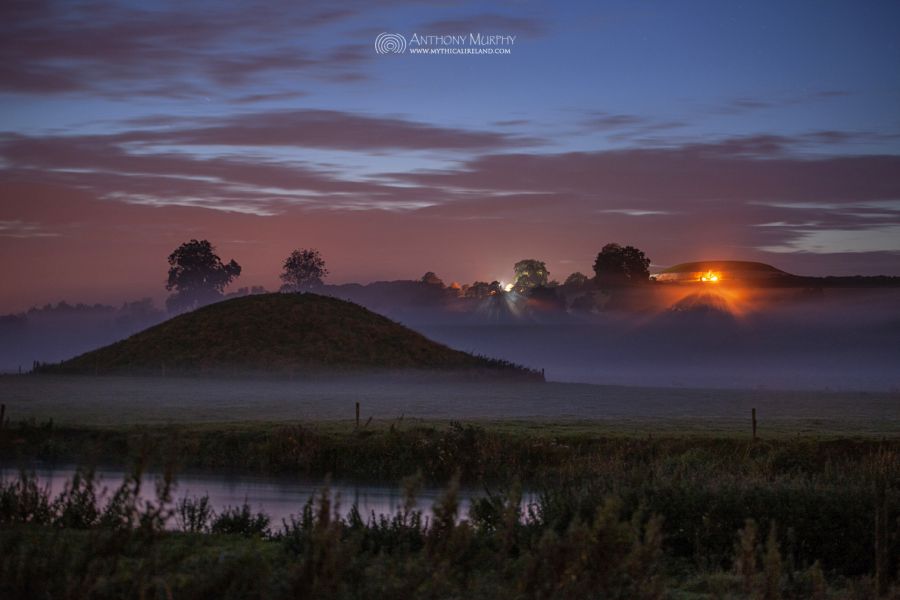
[2, 374, 897, 435]
[1, 375, 898, 598]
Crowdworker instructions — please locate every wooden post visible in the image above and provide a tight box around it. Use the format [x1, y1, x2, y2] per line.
[752, 408, 757, 441]
[355, 402, 360, 429]
[875, 475, 888, 597]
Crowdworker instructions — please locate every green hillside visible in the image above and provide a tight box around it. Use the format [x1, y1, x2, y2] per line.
[39, 293, 539, 379]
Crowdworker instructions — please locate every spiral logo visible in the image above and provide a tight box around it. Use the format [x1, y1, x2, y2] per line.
[375, 32, 407, 54]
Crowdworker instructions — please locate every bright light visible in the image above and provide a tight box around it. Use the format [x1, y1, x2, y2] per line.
[503, 283, 514, 292]
[700, 271, 720, 282]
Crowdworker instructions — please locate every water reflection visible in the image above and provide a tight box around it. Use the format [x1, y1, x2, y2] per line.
[0, 465, 534, 528]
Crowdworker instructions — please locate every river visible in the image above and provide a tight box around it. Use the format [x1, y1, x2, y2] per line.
[0, 465, 534, 529]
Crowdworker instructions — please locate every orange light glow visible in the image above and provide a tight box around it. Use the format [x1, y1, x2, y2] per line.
[700, 271, 720, 282]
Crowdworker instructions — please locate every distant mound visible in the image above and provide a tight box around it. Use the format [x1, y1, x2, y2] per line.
[656, 260, 790, 283]
[38, 293, 540, 379]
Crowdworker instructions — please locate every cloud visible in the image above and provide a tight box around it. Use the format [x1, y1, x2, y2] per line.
[0, 102, 540, 218]
[0, 1, 370, 97]
[229, 92, 309, 105]
[3, 120, 899, 262]
[389, 135, 900, 254]
[760, 225, 900, 254]
[576, 111, 688, 143]
[599, 209, 673, 216]
[421, 14, 547, 36]
[801, 130, 900, 146]
[0, 219, 59, 238]
[395, 136, 900, 203]
[582, 113, 647, 130]
[0, 132, 452, 215]
[713, 90, 852, 115]
[109, 109, 535, 151]
[492, 119, 530, 127]
[754, 221, 820, 228]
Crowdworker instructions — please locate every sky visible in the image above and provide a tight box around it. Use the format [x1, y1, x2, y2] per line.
[1, 0, 899, 311]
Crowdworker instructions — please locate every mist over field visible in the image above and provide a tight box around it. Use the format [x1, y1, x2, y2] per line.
[3, 374, 897, 436]
[411, 288, 900, 391]
[3, 285, 898, 391]
[0, 299, 164, 372]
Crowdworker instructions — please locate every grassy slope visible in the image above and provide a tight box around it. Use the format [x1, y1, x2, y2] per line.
[38, 293, 535, 376]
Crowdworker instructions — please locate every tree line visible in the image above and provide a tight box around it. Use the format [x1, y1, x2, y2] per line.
[164, 239, 651, 313]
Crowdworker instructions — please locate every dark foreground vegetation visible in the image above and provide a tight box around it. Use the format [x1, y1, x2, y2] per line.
[1, 421, 898, 598]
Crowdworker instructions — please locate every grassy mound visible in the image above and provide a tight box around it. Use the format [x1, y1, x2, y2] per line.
[660, 260, 789, 276]
[37, 293, 538, 378]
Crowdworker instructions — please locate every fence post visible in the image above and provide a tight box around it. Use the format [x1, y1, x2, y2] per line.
[875, 474, 888, 597]
[752, 408, 757, 441]
[355, 402, 360, 429]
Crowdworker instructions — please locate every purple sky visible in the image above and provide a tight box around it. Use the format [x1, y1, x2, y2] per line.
[1, 0, 899, 311]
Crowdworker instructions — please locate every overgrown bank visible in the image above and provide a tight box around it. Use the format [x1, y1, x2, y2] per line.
[1, 460, 897, 599]
[1, 421, 898, 597]
[0, 419, 894, 482]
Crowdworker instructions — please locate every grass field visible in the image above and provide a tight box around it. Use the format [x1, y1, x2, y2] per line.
[2, 374, 897, 436]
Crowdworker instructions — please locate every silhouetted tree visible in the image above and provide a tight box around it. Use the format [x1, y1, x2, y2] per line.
[593, 243, 651, 287]
[420, 272, 445, 287]
[280, 248, 328, 292]
[513, 259, 548, 293]
[465, 281, 492, 299]
[528, 285, 565, 311]
[563, 272, 590, 288]
[165, 240, 241, 313]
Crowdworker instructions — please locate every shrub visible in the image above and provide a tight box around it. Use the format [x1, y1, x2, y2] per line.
[0, 471, 53, 524]
[210, 503, 270, 537]
[176, 494, 215, 533]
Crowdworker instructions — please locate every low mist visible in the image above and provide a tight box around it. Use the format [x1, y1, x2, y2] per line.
[0, 300, 165, 372]
[384, 285, 900, 391]
[2, 284, 898, 391]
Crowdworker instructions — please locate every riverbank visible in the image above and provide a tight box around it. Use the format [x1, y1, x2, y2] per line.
[1, 378, 897, 597]
[1, 432, 897, 599]
[2, 419, 896, 481]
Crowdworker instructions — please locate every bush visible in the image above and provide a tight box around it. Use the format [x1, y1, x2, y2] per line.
[176, 494, 215, 533]
[0, 471, 53, 524]
[210, 503, 270, 537]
